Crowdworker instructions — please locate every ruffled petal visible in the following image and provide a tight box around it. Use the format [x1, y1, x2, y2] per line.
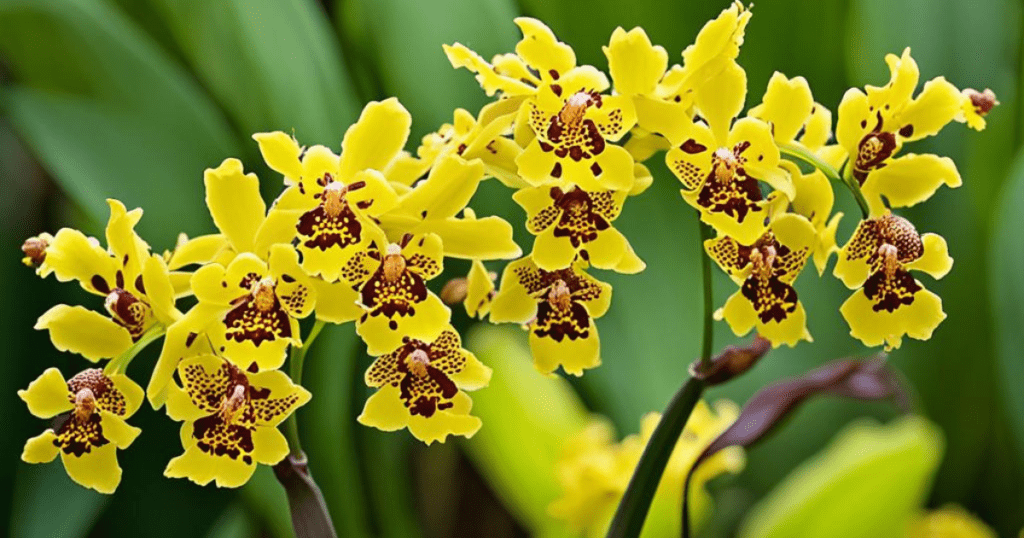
[866, 48, 919, 114]
[513, 17, 576, 77]
[166, 234, 230, 271]
[251, 427, 289, 465]
[253, 131, 303, 183]
[835, 88, 871, 155]
[861, 154, 961, 216]
[604, 27, 667, 97]
[61, 443, 122, 494]
[905, 233, 953, 279]
[694, 60, 746, 143]
[894, 77, 962, 142]
[449, 350, 492, 391]
[204, 158, 266, 254]
[22, 430, 60, 464]
[104, 199, 148, 283]
[18, 367, 73, 418]
[35, 305, 133, 362]
[840, 286, 945, 349]
[100, 411, 142, 449]
[164, 437, 256, 488]
[748, 72, 815, 144]
[407, 391, 482, 444]
[529, 320, 601, 376]
[44, 228, 117, 295]
[339, 98, 412, 177]
[442, 43, 536, 97]
[357, 293, 451, 357]
[390, 155, 484, 221]
[715, 290, 811, 347]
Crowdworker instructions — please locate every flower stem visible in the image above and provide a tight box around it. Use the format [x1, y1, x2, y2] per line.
[605, 376, 706, 538]
[778, 142, 870, 218]
[284, 319, 326, 458]
[698, 219, 715, 371]
[103, 324, 166, 375]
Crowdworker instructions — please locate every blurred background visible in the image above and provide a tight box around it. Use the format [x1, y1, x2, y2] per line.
[1, 0, 1022, 536]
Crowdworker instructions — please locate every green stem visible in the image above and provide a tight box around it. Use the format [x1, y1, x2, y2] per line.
[698, 220, 715, 370]
[284, 319, 327, 457]
[103, 323, 166, 375]
[605, 377, 707, 538]
[778, 142, 870, 218]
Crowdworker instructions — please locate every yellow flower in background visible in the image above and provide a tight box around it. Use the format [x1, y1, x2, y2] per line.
[836, 48, 967, 217]
[834, 212, 952, 349]
[489, 258, 611, 376]
[516, 67, 638, 192]
[359, 326, 491, 444]
[666, 60, 794, 245]
[604, 2, 751, 144]
[35, 200, 179, 362]
[706, 213, 816, 347]
[906, 505, 996, 538]
[187, 244, 316, 372]
[20, 368, 143, 494]
[344, 234, 450, 352]
[386, 101, 526, 189]
[163, 355, 310, 488]
[254, 99, 404, 283]
[550, 401, 744, 537]
[958, 88, 998, 131]
[514, 185, 644, 273]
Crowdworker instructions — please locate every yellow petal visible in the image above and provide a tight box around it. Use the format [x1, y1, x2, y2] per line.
[61, 443, 122, 494]
[346, 168, 400, 218]
[190, 263, 236, 307]
[695, 60, 746, 143]
[894, 77, 962, 142]
[450, 350, 492, 391]
[716, 291, 812, 348]
[247, 369, 312, 427]
[633, 97, 693, 145]
[681, 1, 751, 83]
[104, 199, 149, 283]
[631, 162, 654, 196]
[835, 88, 870, 156]
[339, 98, 412, 177]
[833, 220, 876, 289]
[253, 131, 303, 183]
[164, 440, 256, 488]
[565, 144, 635, 192]
[311, 278, 362, 324]
[515, 139, 560, 187]
[166, 234, 229, 271]
[840, 286, 945, 349]
[604, 27, 667, 97]
[100, 411, 142, 449]
[586, 227, 634, 272]
[268, 244, 317, 318]
[529, 322, 601, 376]
[698, 204, 768, 247]
[443, 43, 535, 97]
[142, 254, 179, 325]
[22, 430, 60, 464]
[666, 122, 716, 192]
[407, 392, 482, 445]
[165, 383, 207, 422]
[728, 117, 780, 179]
[252, 427, 289, 465]
[905, 233, 953, 279]
[861, 154, 961, 216]
[253, 207, 301, 262]
[464, 260, 495, 318]
[513, 17, 576, 76]
[612, 241, 647, 274]
[391, 155, 485, 221]
[748, 72, 815, 144]
[532, 228, 579, 272]
[204, 158, 266, 254]
[812, 212, 843, 276]
[44, 228, 117, 295]
[357, 293, 451, 357]
[146, 303, 219, 408]
[788, 166, 835, 225]
[35, 305, 133, 362]
[358, 386, 412, 432]
[410, 215, 522, 260]
[108, 374, 144, 418]
[772, 212, 818, 255]
[801, 103, 833, 150]
[866, 48, 919, 113]
[489, 258, 540, 324]
[18, 368, 72, 419]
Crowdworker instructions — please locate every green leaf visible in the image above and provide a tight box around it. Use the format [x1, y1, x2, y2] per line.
[0, 0, 241, 244]
[9, 463, 109, 538]
[991, 152, 1024, 464]
[240, 467, 296, 538]
[463, 325, 589, 534]
[342, 0, 519, 138]
[206, 505, 258, 538]
[146, 0, 360, 146]
[738, 416, 943, 538]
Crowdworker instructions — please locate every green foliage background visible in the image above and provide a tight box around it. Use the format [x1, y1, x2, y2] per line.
[0, 0, 1021, 536]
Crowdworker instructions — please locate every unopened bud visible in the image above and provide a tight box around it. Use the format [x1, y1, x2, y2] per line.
[440, 277, 468, 305]
[964, 88, 998, 116]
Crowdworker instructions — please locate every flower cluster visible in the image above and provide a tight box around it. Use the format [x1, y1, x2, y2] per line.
[18, 0, 992, 495]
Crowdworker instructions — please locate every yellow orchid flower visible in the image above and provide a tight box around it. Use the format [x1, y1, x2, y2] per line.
[513, 185, 644, 273]
[836, 48, 968, 217]
[550, 401, 744, 536]
[358, 326, 491, 445]
[958, 88, 998, 131]
[187, 244, 317, 372]
[749, 72, 834, 151]
[707, 213, 817, 347]
[489, 257, 611, 376]
[345, 233, 450, 353]
[906, 505, 997, 538]
[834, 212, 952, 349]
[163, 354, 310, 488]
[20, 368, 143, 494]
[254, 99, 405, 283]
[35, 200, 179, 362]
[385, 100, 526, 189]
[666, 60, 794, 245]
[604, 2, 751, 144]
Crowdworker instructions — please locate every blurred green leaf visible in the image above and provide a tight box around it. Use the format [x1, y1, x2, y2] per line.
[463, 325, 588, 534]
[240, 466, 296, 538]
[343, 0, 519, 138]
[147, 0, 360, 146]
[206, 504, 258, 538]
[991, 152, 1024, 463]
[738, 416, 943, 538]
[9, 463, 109, 538]
[0, 0, 240, 244]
